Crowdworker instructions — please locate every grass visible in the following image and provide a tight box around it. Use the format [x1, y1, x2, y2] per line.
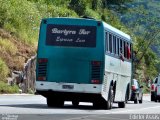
[0, 58, 9, 81]
[1, 0, 78, 45]
[0, 81, 19, 94]
[0, 37, 18, 55]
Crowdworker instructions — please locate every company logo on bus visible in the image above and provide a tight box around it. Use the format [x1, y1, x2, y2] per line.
[46, 24, 96, 47]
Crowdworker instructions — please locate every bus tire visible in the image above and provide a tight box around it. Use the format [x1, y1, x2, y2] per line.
[118, 90, 127, 108]
[126, 84, 130, 102]
[55, 99, 64, 107]
[72, 100, 79, 107]
[105, 86, 114, 110]
[118, 102, 125, 108]
[47, 97, 54, 107]
[93, 101, 102, 109]
[125, 93, 128, 103]
[47, 97, 64, 107]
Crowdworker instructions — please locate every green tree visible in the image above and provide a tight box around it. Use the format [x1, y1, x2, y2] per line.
[69, 0, 87, 16]
[106, 0, 133, 5]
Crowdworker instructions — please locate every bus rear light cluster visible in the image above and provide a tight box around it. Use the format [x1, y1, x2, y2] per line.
[91, 61, 101, 66]
[38, 76, 46, 81]
[91, 61, 101, 84]
[91, 80, 100, 84]
[38, 58, 48, 63]
[37, 58, 48, 81]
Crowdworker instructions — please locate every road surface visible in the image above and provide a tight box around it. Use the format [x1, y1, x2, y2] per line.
[0, 94, 160, 120]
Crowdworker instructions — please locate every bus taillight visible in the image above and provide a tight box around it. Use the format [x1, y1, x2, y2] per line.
[91, 80, 100, 84]
[38, 76, 46, 81]
[92, 61, 101, 66]
[38, 58, 48, 63]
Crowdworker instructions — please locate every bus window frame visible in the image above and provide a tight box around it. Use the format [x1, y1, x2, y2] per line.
[105, 31, 132, 62]
[109, 33, 112, 54]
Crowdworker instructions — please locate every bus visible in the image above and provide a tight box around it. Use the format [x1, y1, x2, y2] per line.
[36, 17, 132, 109]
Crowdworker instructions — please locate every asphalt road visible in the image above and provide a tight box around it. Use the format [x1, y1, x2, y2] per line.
[0, 94, 160, 120]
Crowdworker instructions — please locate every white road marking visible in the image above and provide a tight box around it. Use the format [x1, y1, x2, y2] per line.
[110, 105, 160, 114]
[95, 116, 129, 120]
[63, 114, 129, 120]
[63, 115, 94, 120]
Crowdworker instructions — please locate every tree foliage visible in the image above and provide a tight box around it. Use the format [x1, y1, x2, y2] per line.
[122, 4, 160, 80]
[0, 58, 9, 81]
[106, 0, 132, 5]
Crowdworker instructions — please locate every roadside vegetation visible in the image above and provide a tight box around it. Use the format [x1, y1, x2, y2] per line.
[0, 58, 9, 81]
[0, 0, 159, 93]
[0, 81, 19, 94]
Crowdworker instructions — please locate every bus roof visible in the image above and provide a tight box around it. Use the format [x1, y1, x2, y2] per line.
[43, 17, 131, 41]
[43, 17, 97, 22]
[103, 22, 131, 41]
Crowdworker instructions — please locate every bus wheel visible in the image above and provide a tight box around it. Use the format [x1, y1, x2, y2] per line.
[125, 94, 128, 103]
[47, 97, 54, 107]
[72, 100, 79, 107]
[105, 86, 114, 110]
[55, 99, 64, 107]
[118, 102, 125, 108]
[93, 100, 104, 109]
[47, 97, 64, 107]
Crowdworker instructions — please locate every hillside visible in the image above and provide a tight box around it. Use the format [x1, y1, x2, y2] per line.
[0, 29, 36, 70]
[118, 0, 160, 56]
[107, 0, 160, 82]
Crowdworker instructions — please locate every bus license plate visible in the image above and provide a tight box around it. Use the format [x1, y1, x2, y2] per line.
[62, 85, 74, 89]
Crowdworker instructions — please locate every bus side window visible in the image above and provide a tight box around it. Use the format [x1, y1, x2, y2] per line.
[119, 39, 125, 61]
[113, 36, 115, 54]
[117, 38, 120, 55]
[126, 43, 131, 60]
[130, 44, 132, 59]
[109, 33, 112, 53]
[113, 36, 117, 55]
[112, 35, 114, 54]
[120, 39, 123, 55]
[122, 40, 124, 57]
[105, 32, 108, 52]
[124, 41, 126, 58]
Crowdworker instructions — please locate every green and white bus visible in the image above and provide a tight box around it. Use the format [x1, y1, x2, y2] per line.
[36, 17, 132, 109]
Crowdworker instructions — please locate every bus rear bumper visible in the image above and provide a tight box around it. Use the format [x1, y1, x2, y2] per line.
[36, 81, 102, 94]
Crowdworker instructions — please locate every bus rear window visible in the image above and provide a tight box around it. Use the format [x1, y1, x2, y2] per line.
[46, 24, 96, 47]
